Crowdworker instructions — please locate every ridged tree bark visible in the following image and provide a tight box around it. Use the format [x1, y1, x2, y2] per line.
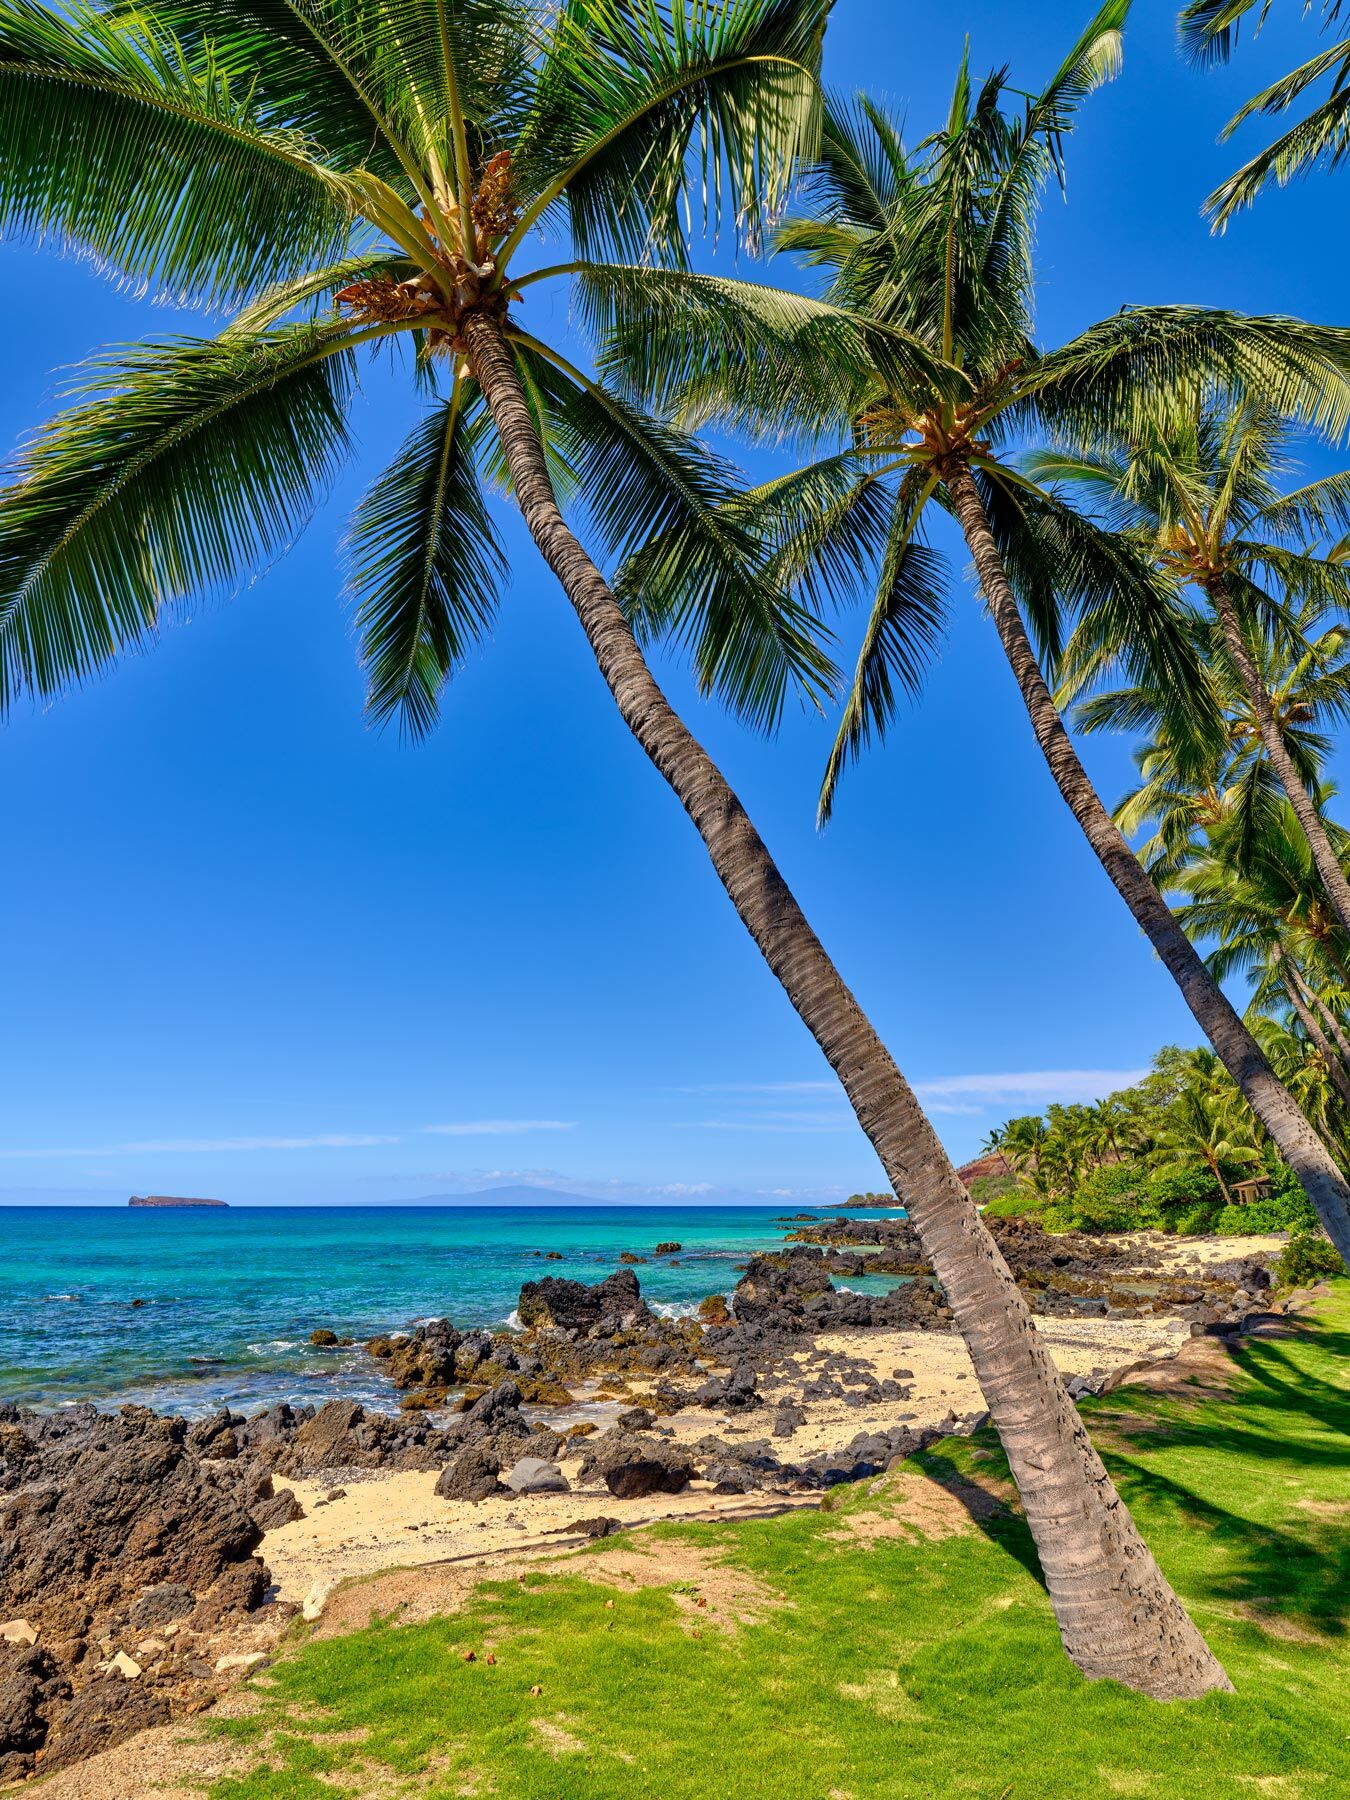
[1208, 572, 1350, 941]
[1276, 945, 1350, 1108]
[943, 459, 1350, 1271]
[466, 311, 1231, 1701]
[1282, 967, 1350, 1110]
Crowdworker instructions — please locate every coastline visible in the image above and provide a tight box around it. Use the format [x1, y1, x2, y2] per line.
[257, 1301, 1207, 1606]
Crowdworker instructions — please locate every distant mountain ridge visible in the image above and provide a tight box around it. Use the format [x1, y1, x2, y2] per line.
[389, 1184, 635, 1207]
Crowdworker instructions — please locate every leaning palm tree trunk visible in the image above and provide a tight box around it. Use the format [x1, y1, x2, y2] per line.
[944, 460, 1350, 1269]
[1208, 573, 1350, 940]
[1275, 945, 1350, 1109]
[466, 313, 1230, 1700]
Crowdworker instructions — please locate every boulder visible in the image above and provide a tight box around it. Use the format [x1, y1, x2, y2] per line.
[516, 1268, 651, 1338]
[251, 1487, 305, 1532]
[435, 1443, 507, 1504]
[577, 1430, 695, 1499]
[128, 1584, 196, 1631]
[38, 1675, 169, 1774]
[0, 1644, 67, 1783]
[188, 1557, 269, 1631]
[502, 1457, 570, 1496]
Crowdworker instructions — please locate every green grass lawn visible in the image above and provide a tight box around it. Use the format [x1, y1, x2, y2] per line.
[204, 1282, 1350, 1800]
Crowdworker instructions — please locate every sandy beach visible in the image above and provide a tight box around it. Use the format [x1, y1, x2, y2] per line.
[260, 1294, 1222, 1605]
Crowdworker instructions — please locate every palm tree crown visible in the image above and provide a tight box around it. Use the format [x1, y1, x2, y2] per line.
[0, 0, 833, 727]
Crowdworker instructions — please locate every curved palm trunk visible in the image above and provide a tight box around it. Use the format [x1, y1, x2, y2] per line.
[466, 312, 1230, 1700]
[1277, 949, 1350, 1111]
[943, 460, 1350, 1270]
[1307, 981, 1350, 1078]
[1209, 573, 1350, 940]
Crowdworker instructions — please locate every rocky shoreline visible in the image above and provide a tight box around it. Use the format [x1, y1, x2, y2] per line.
[0, 1219, 1286, 1784]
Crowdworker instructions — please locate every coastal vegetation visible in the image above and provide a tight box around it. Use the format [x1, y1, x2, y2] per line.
[0, 0, 1270, 1695]
[3, 0, 1350, 1714]
[980, 1045, 1345, 1249]
[174, 1281, 1350, 1799]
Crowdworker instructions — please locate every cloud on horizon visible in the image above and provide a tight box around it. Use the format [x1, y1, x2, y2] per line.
[678, 1069, 1150, 1124]
[0, 1134, 398, 1158]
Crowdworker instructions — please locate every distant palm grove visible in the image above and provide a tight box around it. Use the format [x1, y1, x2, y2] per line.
[3, 0, 1350, 1702]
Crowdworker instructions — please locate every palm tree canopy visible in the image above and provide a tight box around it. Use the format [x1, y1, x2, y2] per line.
[1179, 0, 1350, 223]
[585, 0, 1350, 817]
[0, 0, 838, 731]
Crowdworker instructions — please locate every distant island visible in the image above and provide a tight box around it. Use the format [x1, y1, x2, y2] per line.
[128, 1195, 228, 1209]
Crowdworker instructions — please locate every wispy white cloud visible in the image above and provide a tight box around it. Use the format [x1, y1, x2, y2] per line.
[0, 1134, 398, 1159]
[421, 1120, 576, 1137]
[913, 1070, 1149, 1108]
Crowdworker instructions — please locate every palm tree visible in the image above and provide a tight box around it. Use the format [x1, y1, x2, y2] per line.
[1150, 1080, 1262, 1203]
[588, 1, 1350, 1266]
[0, 0, 1230, 1698]
[1034, 398, 1350, 938]
[1066, 586, 1350, 890]
[1179, 0, 1350, 224]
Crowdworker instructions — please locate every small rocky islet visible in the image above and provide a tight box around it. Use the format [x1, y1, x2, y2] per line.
[0, 1215, 1282, 1782]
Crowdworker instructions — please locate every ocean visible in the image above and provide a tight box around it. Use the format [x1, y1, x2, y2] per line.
[0, 1204, 901, 1416]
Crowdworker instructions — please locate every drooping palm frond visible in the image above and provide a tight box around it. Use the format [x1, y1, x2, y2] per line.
[347, 379, 506, 738]
[1178, 0, 1350, 222]
[1024, 308, 1350, 445]
[0, 323, 362, 710]
[513, 0, 829, 265]
[0, 0, 359, 306]
[580, 262, 951, 442]
[818, 470, 949, 821]
[506, 334, 840, 730]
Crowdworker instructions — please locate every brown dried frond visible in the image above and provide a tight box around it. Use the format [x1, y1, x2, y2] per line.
[472, 151, 517, 242]
[333, 276, 441, 324]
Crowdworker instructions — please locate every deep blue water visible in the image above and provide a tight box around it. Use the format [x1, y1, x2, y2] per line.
[0, 1204, 903, 1415]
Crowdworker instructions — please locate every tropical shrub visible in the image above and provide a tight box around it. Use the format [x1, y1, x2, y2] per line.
[1275, 1234, 1347, 1289]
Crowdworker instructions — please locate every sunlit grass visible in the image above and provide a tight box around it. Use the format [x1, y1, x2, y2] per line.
[206, 1282, 1350, 1800]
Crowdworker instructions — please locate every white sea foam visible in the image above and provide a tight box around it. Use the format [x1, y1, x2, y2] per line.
[502, 1308, 522, 1331]
[652, 1299, 704, 1321]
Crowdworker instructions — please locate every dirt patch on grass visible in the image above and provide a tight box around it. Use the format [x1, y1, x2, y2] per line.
[530, 1718, 588, 1756]
[1237, 1602, 1336, 1646]
[827, 1466, 1013, 1546]
[312, 1551, 542, 1637]
[573, 1537, 786, 1633]
[1105, 1334, 1241, 1397]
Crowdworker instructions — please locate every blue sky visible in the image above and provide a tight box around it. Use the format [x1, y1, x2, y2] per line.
[1, 0, 1345, 1206]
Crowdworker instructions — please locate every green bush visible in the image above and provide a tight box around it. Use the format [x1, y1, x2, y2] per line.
[979, 1189, 1045, 1219]
[1275, 1233, 1346, 1289]
[1141, 1166, 1224, 1234]
[1212, 1188, 1320, 1235]
[968, 1173, 1019, 1206]
[1041, 1193, 1139, 1234]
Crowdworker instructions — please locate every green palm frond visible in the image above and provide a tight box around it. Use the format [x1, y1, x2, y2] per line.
[818, 470, 948, 822]
[1208, 77, 1350, 224]
[228, 247, 416, 331]
[1025, 308, 1350, 444]
[0, 324, 361, 711]
[1179, 0, 1350, 221]
[581, 263, 951, 441]
[513, 0, 829, 265]
[0, 0, 357, 306]
[507, 333, 839, 731]
[347, 379, 506, 739]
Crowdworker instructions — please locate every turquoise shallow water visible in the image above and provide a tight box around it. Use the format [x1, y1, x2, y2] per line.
[0, 1204, 900, 1415]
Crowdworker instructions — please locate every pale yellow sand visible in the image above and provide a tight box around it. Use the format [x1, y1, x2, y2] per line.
[262, 1306, 1200, 1603]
